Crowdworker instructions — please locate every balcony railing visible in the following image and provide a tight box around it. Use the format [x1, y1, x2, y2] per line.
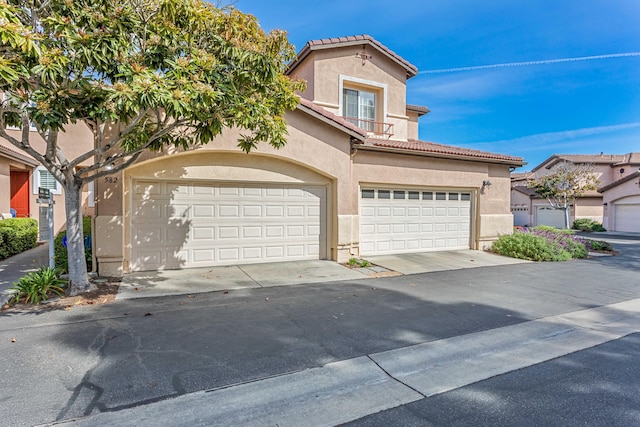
[343, 116, 394, 138]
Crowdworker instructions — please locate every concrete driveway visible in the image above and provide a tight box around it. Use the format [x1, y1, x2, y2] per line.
[117, 250, 529, 299]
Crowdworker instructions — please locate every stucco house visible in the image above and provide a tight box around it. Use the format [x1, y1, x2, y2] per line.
[2, 35, 526, 276]
[89, 35, 523, 276]
[0, 117, 94, 230]
[511, 153, 640, 231]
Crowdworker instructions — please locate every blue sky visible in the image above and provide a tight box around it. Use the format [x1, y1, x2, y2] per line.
[234, 0, 640, 170]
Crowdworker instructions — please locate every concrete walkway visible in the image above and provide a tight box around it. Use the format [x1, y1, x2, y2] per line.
[0, 242, 49, 304]
[118, 250, 530, 300]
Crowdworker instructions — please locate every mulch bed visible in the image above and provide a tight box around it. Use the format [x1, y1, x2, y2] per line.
[2, 278, 121, 312]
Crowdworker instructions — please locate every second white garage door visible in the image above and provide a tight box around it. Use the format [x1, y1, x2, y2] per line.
[131, 180, 326, 271]
[360, 188, 472, 256]
[614, 204, 640, 232]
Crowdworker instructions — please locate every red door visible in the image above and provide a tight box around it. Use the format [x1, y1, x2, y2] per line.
[10, 170, 30, 217]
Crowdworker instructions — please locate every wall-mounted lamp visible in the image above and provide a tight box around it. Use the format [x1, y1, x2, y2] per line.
[482, 180, 492, 188]
[603, 202, 608, 206]
[105, 162, 115, 171]
[619, 168, 625, 174]
[355, 46, 372, 65]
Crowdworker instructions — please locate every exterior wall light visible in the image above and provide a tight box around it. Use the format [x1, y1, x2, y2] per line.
[482, 180, 492, 188]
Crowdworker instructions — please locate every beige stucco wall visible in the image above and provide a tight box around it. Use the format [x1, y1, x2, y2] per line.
[574, 197, 604, 224]
[0, 157, 12, 214]
[1, 125, 94, 234]
[94, 109, 358, 275]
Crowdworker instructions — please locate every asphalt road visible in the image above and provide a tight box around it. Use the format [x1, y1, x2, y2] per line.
[1, 234, 638, 426]
[345, 333, 640, 427]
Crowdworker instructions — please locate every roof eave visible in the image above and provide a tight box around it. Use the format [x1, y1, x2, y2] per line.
[295, 103, 367, 141]
[287, 37, 418, 79]
[356, 144, 526, 166]
[0, 145, 39, 167]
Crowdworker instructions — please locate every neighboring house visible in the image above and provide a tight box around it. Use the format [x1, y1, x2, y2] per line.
[598, 153, 640, 233]
[89, 35, 524, 276]
[511, 153, 640, 230]
[0, 123, 95, 232]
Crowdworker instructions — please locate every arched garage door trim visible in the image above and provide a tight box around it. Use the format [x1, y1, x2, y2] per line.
[124, 152, 333, 272]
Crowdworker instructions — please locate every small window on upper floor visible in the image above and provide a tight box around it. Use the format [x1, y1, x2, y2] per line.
[343, 88, 376, 132]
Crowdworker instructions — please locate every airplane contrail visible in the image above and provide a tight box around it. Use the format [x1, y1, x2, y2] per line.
[420, 52, 640, 74]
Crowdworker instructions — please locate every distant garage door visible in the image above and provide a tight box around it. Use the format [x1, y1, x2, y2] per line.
[614, 204, 640, 232]
[360, 188, 471, 256]
[131, 180, 326, 271]
[535, 206, 565, 229]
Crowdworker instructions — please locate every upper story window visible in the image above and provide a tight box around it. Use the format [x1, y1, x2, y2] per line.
[339, 75, 392, 137]
[343, 88, 376, 132]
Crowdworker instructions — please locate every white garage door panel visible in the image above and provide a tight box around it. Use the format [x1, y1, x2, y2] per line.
[536, 206, 565, 229]
[360, 189, 471, 256]
[131, 181, 326, 271]
[614, 204, 640, 232]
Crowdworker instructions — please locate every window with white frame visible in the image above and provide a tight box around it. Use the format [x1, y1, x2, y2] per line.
[343, 88, 376, 131]
[33, 166, 61, 195]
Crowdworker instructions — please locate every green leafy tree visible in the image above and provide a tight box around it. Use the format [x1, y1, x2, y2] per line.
[527, 161, 599, 229]
[0, 0, 304, 295]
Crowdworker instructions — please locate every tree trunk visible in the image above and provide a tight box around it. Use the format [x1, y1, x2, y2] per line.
[563, 207, 570, 229]
[63, 182, 94, 295]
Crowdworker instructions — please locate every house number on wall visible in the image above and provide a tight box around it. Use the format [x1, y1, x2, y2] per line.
[104, 177, 118, 184]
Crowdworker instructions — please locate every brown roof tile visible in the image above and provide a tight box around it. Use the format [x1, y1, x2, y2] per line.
[533, 153, 628, 171]
[296, 97, 367, 139]
[613, 152, 640, 166]
[0, 142, 38, 166]
[362, 138, 525, 165]
[406, 104, 430, 116]
[288, 34, 418, 78]
[598, 170, 640, 192]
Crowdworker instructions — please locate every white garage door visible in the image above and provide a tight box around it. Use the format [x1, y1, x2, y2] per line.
[535, 206, 565, 229]
[131, 180, 326, 271]
[614, 204, 640, 232]
[360, 189, 471, 256]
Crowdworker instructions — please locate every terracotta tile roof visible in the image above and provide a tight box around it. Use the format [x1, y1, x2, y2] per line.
[296, 97, 367, 139]
[533, 153, 628, 171]
[288, 35, 418, 78]
[406, 104, 430, 116]
[361, 138, 525, 165]
[598, 170, 640, 192]
[613, 152, 640, 166]
[0, 142, 38, 166]
[511, 172, 534, 180]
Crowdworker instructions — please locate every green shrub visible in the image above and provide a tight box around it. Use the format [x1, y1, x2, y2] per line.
[585, 239, 614, 252]
[347, 258, 372, 267]
[492, 232, 572, 261]
[9, 267, 66, 305]
[572, 218, 606, 232]
[54, 217, 92, 273]
[0, 218, 38, 260]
